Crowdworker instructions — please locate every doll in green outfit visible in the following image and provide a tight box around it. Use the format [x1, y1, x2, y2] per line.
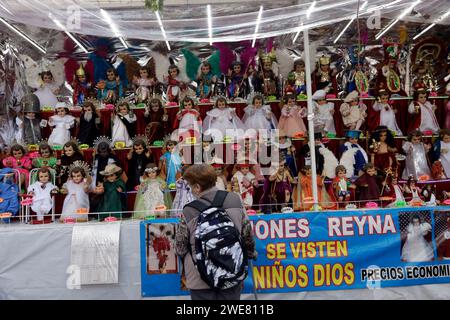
[32, 143, 57, 169]
[133, 163, 171, 219]
[94, 163, 126, 220]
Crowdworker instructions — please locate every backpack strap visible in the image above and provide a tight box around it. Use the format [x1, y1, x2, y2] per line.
[184, 199, 209, 213]
[211, 190, 228, 208]
[184, 190, 228, 212]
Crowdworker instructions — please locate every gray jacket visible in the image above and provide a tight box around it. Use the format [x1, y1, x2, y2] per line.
[175, 187, 256, 290]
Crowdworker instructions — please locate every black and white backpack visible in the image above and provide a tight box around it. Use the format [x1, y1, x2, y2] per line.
[185, 191, 248, 289]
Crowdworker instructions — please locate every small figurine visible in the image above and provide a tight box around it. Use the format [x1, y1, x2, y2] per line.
[408, 85, 440, 134]
[403, 175, 422, 203]
[172, 96, 202, 143]
[371, 88, 402, 135]
[164, 64, 186, 104]
[133, 66, 157, 104]
[312, 55, 338, 97]
[196, 61, 217, 99]
[32, 143, 57, 169]
[3, 144, 32, 186]
[277, 131, 297, 177]
[77, 100, 101, 147]
[340, 90, 367, 131]
[57, 141, 85, 186]
[203, 96, 246, 142]
[401, 130, 432, 180]
[159, 139, 182, 190]
[339, 130, 368, 178]
[47, 102, 75, 147]
[126, 138, 154, 191]
[172, 165, 195, 216]
[269, 159, 294, 210]
[369, 126, 397, 174]
[111, 101, 136, 148]
[144, 97, 169, 144]
[16, 94, 46, 145]
[27, 167, 58, 222]
[252, 51, 279, 99]
[231, 163, 258, 209]
[278, 93, 307, 138]
[242, 94, 278, 135]
[354, 163, 381, 206]
[210, 158, 228, 191]
[96, 68, 123, 104]
[332, 165, 356, 206]
[430, 128, 450, 178]
[312, 90, 336, 136]
[226, 61, 250, 100]
[72, 64, 94, 106]
[289, 59, 307, 97]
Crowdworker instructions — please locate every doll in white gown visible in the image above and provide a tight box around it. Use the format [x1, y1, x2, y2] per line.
[242, 94, 278, 136]
[372, 89, 402, 135]
[401, 216, 434, 262]
[203, 97, 246, 142]
[408, 89, 440, 134]
[60, 163, 91, 221]
[401, 131, 431, 180]
[48, 103, 75, 146]
[111, 102, 136, 147]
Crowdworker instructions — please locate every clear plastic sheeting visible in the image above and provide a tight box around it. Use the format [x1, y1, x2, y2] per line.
[0, 0, 448, 43]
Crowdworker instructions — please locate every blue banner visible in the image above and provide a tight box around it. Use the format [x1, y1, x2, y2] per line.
[140, 207, 450, 297]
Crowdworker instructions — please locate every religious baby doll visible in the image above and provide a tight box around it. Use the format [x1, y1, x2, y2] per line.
[312, 55, 338, 97]
[96, 68, 123, 104]
[369, 126, 397, 174]
[94, 163, 126, 221]
[172, 96, 202, 143]
[312, 89, 336, 136]
[172, 165, 195, 217]
[242, 94, 278, 136]
[17, 93, 45, 145]
[403, 176, 423, 204]
[382, 174, 406, 207]
[354, 163, 381, 206]
[72, 64, 94, 106]
[421, 184, 437, 205]
[111, 101, 136, 148]
[340, 91, 367, 131]
[27, 167, 58, 223]
[3, 144, 32, 187]
[159, 140, 182, 190]
[203, 96, 246, 142]
[77, 100, 101, 147]
[371, 88, 402, 136]
[292, 165, 334, 211]
[252, 52, 279, 99]
[0, 168, 20, 221]
[299, 132, 337, 178]
[278, 93, 307, 138]
[196, 61, 217, 99]
[34, 71, 59, 109]
[60, 161, 91, 222]
[231, 163, 259, 209]
[332, 165, 356, 207]
[57, 141, 85, 186]
[339, 130, 368, 178]
[408, 86, 440, 134]
[401, 130, 432, 180]
[164, 64, 186, 104]
[430, 129, 450, 178]
[210, 159, 228, 191]
[268, 159, 295, 211]
[226, 61, 250, 100]
[277, 131, 297, 177]
[133, 164, 168, 219]
[32, 143, 57, 169]
[290, 59, 307, 96]
[144, 97, 169, 144]
[48, 102, 75, 147]
[126, 138, 154, 191]
[133, 66, 157, 104]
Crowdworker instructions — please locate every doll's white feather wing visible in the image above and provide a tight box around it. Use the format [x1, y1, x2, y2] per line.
[48, 58, 67, 87]
[150, 51, 170, 81]
[339, 148, 357, 178]
[20, 54, 41, 89]
[275, 48, 294, 79]
[319, 147, 338, 179]
[176, 56, 190, 83]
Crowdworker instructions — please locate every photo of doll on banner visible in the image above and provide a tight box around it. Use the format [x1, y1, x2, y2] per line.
[146, 223, 178, 274]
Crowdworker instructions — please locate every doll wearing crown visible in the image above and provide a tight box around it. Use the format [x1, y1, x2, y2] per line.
[226, 61, 250, 100]
[164, 64, 186, 104]
[290, 59, 307, 96]
[72, 65, 94, 106]
[252, 52, 279, 99]
[313, 55, 338, 97]
[96, 68, 123, 104]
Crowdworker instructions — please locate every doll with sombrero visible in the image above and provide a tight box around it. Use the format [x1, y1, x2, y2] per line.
[210, 157, 228, 191]
[94, 163, 126, 220]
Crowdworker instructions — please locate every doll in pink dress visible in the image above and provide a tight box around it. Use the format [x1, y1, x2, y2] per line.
[278, 93, 307, 137]
[133, 66, 157, 104]
[3, 144, 32, 186]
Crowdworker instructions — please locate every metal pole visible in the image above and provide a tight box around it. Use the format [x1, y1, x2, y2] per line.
[303, 28, 319, 211]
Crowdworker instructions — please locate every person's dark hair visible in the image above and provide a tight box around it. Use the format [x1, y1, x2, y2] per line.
[363, 163, 375, 172]
[335, 165, 347, 175]
[10, 144, 26, 155]
[183, 164, 217, 191]
[370, 126, 395, 147]
[39, 143, 54, 156]
[63, 141, 80, 154]
[407, 130, 422, 141]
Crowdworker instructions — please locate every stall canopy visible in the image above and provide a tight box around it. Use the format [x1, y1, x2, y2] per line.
[0, 0, 448, 48]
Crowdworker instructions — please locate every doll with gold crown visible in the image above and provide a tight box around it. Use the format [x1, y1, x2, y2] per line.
[72, 64, 94, 106]
[313, 55, 338, 98]
[252, 50, 279, 100]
